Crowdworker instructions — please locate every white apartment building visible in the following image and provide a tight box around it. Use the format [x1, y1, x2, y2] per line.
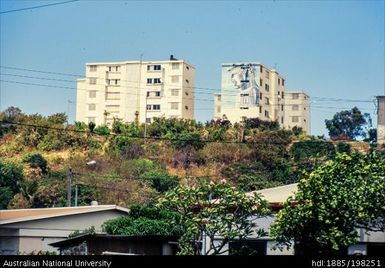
[76, 56, 195, 126]
[283, 91, 311, 134]
[214, 62, 285, 124]
[377, 96, 385, 145]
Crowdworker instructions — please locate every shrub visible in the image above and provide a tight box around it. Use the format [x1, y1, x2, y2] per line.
[201, 143, 252, 164]
[94, 125, 110, 136]
[290, 140, 336, 162]
[139, 170, 180, 193]
[0, 159, 24, 208]
[335, 141, 351, 154]
[118, 159, 155, 179]
[23, 152, 48, 174]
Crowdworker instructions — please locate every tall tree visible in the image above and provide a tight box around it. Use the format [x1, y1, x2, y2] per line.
[325, 107, 371, 140]
[157, 181, 270, 255]
[271, 152, 385, 255]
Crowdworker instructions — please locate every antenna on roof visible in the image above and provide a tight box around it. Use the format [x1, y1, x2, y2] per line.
[170, 55, 177, 61]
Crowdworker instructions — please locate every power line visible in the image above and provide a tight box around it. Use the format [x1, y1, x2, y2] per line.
[0, 0, 79, 15]
[0, 65, 376, 103]
[0, 79, 375, 110]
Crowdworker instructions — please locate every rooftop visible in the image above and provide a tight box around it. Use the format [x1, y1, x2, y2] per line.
[0, 205, 129, 225]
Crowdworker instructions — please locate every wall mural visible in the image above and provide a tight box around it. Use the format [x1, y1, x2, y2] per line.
[227, 63, 260, 107]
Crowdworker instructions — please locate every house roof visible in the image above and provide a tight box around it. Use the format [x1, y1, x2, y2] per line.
[49, 234, 179, 248]
[248, 183, 298, 204]
[0, 205, 129, 225]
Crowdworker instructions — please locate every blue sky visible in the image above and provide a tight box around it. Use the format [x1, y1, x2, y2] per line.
[0, 0, 384, 136]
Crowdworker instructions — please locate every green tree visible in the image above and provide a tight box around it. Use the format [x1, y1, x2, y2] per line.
[325, 107, 371, 140]
[157, 181, 270, 255]
[102, 205, 184, 236]
[271, 152, 385, 255]
[0, 159, 24, 208]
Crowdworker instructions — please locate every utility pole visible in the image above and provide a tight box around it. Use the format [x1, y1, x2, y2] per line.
[74, 184, 78, 207]
[67, 168, 74, 207]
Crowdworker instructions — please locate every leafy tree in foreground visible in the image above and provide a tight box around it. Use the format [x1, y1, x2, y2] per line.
[157, 181, 270, 255]
[271, 152, 385, 255]
[325, 107, 371, 140]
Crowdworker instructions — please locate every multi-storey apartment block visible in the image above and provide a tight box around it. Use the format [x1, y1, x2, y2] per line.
[214, 62, 311, 134]
[283, 91, 311, 134]
[214, 62, 285, 124]
[76, 56, 195, 126]
[377, 96, 385, 145]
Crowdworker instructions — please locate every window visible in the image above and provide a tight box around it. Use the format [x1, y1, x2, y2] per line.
[281, 117, 284, 124]
[147, 78, 153, 84]
[292, 116, 299, 123]
[146, 92, 150, 97]
[89, 65, 97, 72]
[154, 65, 161, 70]
[185, 79, 189, 84]
[259, 106, 262, 113]
[282, 79, 285, 86]
[106, 105, 120, 112]
[186, 66, 190, 70]
[147, 65, 151, 71]
[185, 91, 189, 96]
[217, 95, 221, 101]
[292, 93, 299, 99]
[185, 105, 189, 110]
[278, 91, 280, 96]
[106, 92, 120, 100]
[172, 63, 180, 70]
[292, 104, 299, 111]
[88, 117, 96, 123]
[154, 78, 161, 84]
[260, 79, 263, 86]
[265, 70, 269, 79]
[282, 92, 284, 99]
[171, 102, 179, 110]
[107, 79, 120, 86]
[281, 104, 284, 111]
[260, 66, 263, 73]
[88, 104, 96, 111]
[155, 91, 161, 97]
[171, 89, 179, 96]
[217, 106, 221, 113]
[146, 105, 152, 110]
[260, 92, 263, 100]
[146, 118, 151, 123]
[265, 84, 270, 92]
[89, 91, 96, 98]
[265, 110, 269, 118]
[171, 76, 179, 83]
[89, 78, 97, 85]
[278, 78, 281, 85]
[116, 66, 120, 72]
[153, 105, 160, 110]
[265, 97, 270, 105]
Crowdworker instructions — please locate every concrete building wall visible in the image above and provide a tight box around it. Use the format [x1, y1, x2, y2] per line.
[214, 62, 285, 124]
[76, 59, 195, 126]
[377, 96, 385, 145]
[0, 210, 126, 255]
[283, 91, 311, 134]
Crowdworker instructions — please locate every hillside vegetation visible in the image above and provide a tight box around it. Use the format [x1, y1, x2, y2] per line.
[0, 106, 376, 209]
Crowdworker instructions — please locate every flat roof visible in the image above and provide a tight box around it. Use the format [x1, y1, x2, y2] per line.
[86, 59, 195, 68]
[0, 205, 129, 225]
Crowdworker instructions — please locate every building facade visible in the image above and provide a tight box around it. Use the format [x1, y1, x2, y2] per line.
[76, 57, 195, 126]
[377, 96, 385, 145]
[283, 91, 311, 134]
[214, 62, 285, 124]
[0, 205, 129, 255]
